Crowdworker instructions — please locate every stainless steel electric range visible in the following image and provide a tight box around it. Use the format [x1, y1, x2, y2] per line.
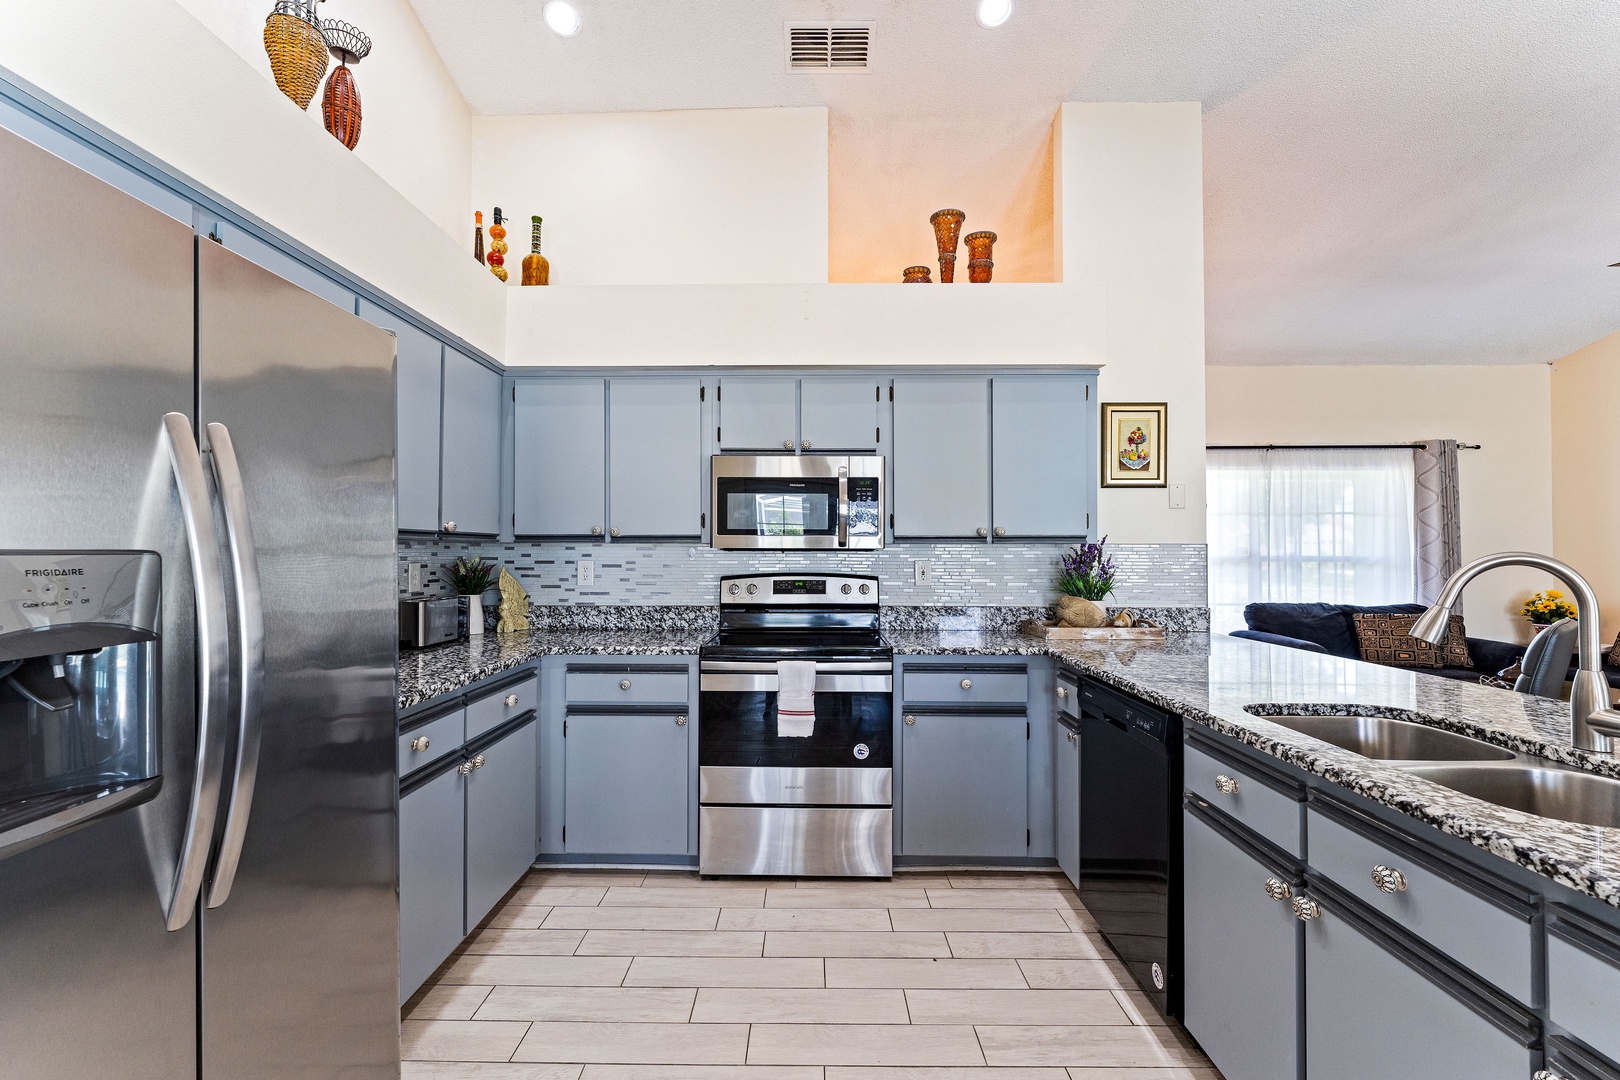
[698, 574, 893, 877]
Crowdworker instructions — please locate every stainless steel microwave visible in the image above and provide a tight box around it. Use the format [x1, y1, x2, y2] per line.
[711, 455, 885, 550]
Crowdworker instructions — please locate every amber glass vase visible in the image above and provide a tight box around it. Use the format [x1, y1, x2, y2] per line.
[964, 231, 997, 282]
[930, 209, 965, 283]
[902, 265, 933, 283]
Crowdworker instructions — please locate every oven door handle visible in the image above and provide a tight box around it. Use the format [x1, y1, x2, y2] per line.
[700, 661, 892, 674]
[700, 673, 894, 694]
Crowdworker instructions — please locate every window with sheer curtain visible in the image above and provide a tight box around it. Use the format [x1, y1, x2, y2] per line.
[1207, 448, 1417, 633]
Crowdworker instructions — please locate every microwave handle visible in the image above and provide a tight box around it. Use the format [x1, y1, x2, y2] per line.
[837, 465, 849, 548]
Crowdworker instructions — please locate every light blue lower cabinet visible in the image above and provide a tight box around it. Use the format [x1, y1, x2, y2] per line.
[1303, 893, 1535, 1080]
[564, 711, 690, 857]
[1053, 717, 1080, 888]
[465, 718, 538, 933]
[1182, 802, 1299, 1080]
[399, 761, 466, 1004]
[1547, 907, 1620, 1066]
[900, 711, 1027, 858]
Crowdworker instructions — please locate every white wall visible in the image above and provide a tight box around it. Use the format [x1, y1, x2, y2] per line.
[1056, 103, 1208, 546]
[1207, 364, 1555, 643]
[0, 0, 504, 358]
[169, 0, 473, 241]
[472, 108, 828, 286]
[1552, 332, 1620, 642]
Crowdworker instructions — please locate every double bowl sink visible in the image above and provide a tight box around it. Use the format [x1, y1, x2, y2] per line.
[1258, 713, 1620, 829]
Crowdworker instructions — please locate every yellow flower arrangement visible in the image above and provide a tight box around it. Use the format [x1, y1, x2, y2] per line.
[1522, 589, 1577, 625]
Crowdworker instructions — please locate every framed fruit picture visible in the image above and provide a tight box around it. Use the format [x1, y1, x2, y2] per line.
[1101, 402, 1167, 487]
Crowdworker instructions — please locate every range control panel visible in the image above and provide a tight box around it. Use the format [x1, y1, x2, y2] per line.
[0, 551, 162, 660]
[720, 574, 878, 606]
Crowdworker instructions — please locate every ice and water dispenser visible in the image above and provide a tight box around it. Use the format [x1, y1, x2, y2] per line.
[0, 551, 163, 856]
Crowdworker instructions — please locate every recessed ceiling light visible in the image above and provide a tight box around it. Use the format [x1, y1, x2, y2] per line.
[543, 0, 581, 37]
[976, 0, 1013, 28]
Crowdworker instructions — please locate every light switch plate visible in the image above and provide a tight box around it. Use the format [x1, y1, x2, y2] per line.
[406, 561, 423, 594]
[914, 560, 931, 585]
[577, 559, 595, 587]
[1169, 483, 1187, 509]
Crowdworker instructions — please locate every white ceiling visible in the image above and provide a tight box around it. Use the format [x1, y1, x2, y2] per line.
[409, 0, 1620, 365]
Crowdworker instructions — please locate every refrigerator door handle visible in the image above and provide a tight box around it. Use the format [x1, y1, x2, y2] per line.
[203, 422, 265, 910]
[161, 413, 233, 932]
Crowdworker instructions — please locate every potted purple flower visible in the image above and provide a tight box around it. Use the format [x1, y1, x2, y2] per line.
[1055, 538, 1116, 628]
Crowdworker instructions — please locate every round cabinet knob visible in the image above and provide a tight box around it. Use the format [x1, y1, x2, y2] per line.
[619, 679, 632, 691]
[728, 583, 741, 595]
[783, 439, 794, 450]
[1291, 895, 1321, 922]
[1213, 774, 1240, 795]
[674, 715, 687, 726]
[410, 736, 430, 753]
[504, 694, 519, 708]
[1371, 865, 1408, 894]
[960, 678, 973, 690]
[903, 714, 916, 726]
[1535, 1071, 1571, 1080]
[1067, 731, 1078, 744]
[801, 440, 811, 450]
[471, 754, 486, 769]
[591, 526, 603, 536]
[1056, 686, 1069, 699]
[994, 526, 1006, 537]
[746, 583, 758, 595]
[609, 527, 620, 537]
[456, 761, 474, 776]
[976, 527, 989, 538]
[443, 521, 457, 533]
[841, 583, 852, 594]
[858, 583, 870, 595]
[1264, 877, 1293, 902]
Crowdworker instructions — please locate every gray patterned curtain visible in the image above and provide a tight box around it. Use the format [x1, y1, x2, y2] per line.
[1413, 439, 1462, 605]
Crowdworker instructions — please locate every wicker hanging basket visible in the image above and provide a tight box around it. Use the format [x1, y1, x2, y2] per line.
[322, 65, 362, 149]
[263, 2, 328, 110]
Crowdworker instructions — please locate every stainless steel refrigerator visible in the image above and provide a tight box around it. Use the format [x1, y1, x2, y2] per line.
[0, 123, 400, 1078]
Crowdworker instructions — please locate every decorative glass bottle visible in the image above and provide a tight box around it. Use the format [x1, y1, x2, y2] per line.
[473, 211, 485, 264]
[487, 208, 509, 282]
[521, 216, 550, 285]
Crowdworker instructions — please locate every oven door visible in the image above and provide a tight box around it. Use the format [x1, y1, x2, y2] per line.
[698, 661, 892, 782]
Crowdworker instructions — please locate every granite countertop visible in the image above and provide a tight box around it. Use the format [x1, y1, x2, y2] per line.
[399, 621, 1620, 907]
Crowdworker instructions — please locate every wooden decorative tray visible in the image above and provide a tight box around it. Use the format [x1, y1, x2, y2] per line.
[1021, 620, 1167, 642]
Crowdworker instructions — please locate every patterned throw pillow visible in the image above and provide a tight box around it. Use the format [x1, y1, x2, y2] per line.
[1351, 612, 1472, 669]
[1610, 630, 1620, 669]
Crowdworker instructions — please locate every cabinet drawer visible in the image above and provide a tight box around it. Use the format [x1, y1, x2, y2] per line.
[904, 668, 1027, 705]
[467, 675, 538, 739]
[1055, 671, 1079, 721]
[566, 667, 689, 706]
[1184, 741, 1303, 856]
[1548, 909, 1620, 1064]
[398, 708, 465, 778]
[1307, 804, 1534, 1004]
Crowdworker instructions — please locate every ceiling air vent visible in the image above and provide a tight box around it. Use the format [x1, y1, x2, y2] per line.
[786, 23, 872, 71]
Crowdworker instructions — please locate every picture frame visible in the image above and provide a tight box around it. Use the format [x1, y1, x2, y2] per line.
[1101, 402, 1168, 487]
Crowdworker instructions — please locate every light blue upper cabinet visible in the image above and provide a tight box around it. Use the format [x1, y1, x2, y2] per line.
[991, 374, 1095, 539]
[513, 378, 606, 538]
[439, 348, 503, 536]
[800, 377, 882, 452]
[718, 376, 798, 452]
[359, 300, 442, 533]
[891, 376, 991, 538]
[609, 377, 704, 538]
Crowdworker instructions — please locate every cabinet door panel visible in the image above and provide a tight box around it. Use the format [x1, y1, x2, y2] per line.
[399, 766, 465, 1003]
[609, 378, 703, 537]
[466, 720, 538, 932]
[800, 377, 881, 452]
[992, 375, 1093, 538]
[1054, 721, 1080, 888]
[1305, 902, 1532, 1080]
[901, 712, 1026, 857]
[360, 300, 441, 533]
[892, 376, 990, 538]
[440, 348, 502, 535]
[514, 378, 606, 537]
[719, 377, 798, 452]
[1182, 808, 1298, 1080]
[565, 712, 689, 856]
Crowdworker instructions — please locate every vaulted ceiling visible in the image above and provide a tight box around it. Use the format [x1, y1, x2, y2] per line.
[410, 0, 1620, 365]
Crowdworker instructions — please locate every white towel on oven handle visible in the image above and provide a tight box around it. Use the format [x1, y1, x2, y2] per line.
[775, 660, 817, 738]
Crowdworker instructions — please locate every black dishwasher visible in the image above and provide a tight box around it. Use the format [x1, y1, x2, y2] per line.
[1078, 678, 1183, 1019]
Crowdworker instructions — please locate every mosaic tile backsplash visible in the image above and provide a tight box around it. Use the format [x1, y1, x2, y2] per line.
[399, 538, 1208, 612]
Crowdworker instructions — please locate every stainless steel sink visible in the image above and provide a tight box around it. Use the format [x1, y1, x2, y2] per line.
[1262, 715, 1517, 762]
[1400, 764, 1620, 828]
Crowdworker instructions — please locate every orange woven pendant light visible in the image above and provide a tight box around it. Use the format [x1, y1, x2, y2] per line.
[318, 19, 370, 150]
[262, 1, 328, 110]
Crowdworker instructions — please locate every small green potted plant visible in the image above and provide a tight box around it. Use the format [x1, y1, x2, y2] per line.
[1054, 537, 1116, 628]
[443, 556, 498, 637]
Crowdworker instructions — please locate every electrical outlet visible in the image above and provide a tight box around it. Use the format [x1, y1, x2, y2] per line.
[406, 561, 424, 594]
[1168, 483, 1188, 510]
[577, 559, 595, 587]
[914, 560, 931, 585]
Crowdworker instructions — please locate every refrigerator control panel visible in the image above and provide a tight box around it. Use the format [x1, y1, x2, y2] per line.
[0, 551, 161, 660]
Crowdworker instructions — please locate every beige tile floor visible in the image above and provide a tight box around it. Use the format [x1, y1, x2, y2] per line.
[402, 868, 1222, 1080]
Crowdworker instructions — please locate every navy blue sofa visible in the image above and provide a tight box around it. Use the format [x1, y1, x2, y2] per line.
[1231, 602, 1529, 684]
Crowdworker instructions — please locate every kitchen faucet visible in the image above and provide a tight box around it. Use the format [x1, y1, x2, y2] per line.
[1411, 552, 1620, 752]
